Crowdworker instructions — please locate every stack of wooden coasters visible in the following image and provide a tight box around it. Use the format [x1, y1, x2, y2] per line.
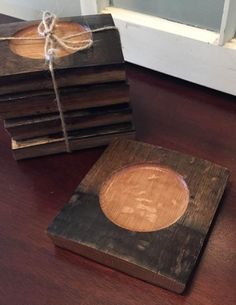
[0, 14, 135, 160]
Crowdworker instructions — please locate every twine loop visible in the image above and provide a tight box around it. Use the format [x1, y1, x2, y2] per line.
[37, 11, 94, 62]
[38, 12, 58, 61]
[38, 11, 55, 36]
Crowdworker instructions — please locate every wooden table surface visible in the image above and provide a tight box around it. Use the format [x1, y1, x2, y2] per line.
[0, 14, 235, 305]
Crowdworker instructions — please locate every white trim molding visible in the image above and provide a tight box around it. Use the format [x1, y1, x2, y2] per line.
[219, 0, 236, 46]
[80, 0, 98, 15]
[101, 7, 236, 96]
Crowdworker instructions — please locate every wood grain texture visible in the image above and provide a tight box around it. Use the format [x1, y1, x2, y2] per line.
[0, 14, 123, 77]
[0, 13, 133, 159]
[5, 103, 132, 140]
[0, 83, 130, 119]
[0, 14, 126, 95]
[0, 65, 126, 96]
[47, 138, 229, 293]
[0, 13, 235, 305]
[12, 123, 135, 160]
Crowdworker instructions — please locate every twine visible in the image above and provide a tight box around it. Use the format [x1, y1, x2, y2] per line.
[0, 11, 117, 153]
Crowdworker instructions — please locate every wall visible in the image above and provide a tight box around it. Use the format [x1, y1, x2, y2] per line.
[0, 0, 81, 20]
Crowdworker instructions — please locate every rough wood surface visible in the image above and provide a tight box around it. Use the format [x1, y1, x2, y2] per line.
[0, 14, 123, 77]
[0, 83, 130, 119]
[12, 123, 135, 160]
[0, 14, 126, 95]
[0, 65, 126, 96]
[0, 13, 133, 160]
[0, 13, 235, 305]
[5, 103, 132, 140]
[48, 138, 229, 293]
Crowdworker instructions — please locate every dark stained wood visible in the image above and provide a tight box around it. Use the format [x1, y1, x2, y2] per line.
[5, 103, 132, 140]
[0, 12, 235, 305]
[0, 83, 130, 119]
[0, 14, 126, 95]
[47, 139, 229, 293]
[0, 14, 134, 159]
[0, 14, 124, 77]
[12, 123, 135, 160]
[0, 65, 126, 96]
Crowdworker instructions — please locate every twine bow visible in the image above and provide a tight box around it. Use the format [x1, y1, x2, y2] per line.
[0, 11, 117, 153]
[37, 11, 94, 61]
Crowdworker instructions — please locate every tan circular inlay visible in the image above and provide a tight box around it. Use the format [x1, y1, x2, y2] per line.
[99, 164, 189, 232]
[9, 21, 92, 59]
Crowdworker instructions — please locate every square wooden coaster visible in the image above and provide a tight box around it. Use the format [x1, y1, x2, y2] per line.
[0, 14, 125, 94]
[47, 139, 229, 293]
[12, 123, 135, 160]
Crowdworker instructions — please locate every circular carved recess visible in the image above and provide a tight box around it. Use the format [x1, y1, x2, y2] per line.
[9, 21, 92, 59]
[99, 164, 189, 232]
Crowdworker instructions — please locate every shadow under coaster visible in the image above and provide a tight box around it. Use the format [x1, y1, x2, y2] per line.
[47, 138, 229, 293]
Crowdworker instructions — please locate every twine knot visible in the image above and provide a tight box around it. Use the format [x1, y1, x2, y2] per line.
[37, 12, 58, 62]
[38, 11, 56, 37]
[37, 11, 94, 62]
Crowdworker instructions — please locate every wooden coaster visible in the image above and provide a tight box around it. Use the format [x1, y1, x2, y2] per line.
[0, 83, 130, 119]
[9, 21, 91, 59]
[0, 14, 126, 95]
[5, 103, 132, 140]
[47, 139, 229, 293]
[100, 164, 189, 232]
[11, 123, 135, 160]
